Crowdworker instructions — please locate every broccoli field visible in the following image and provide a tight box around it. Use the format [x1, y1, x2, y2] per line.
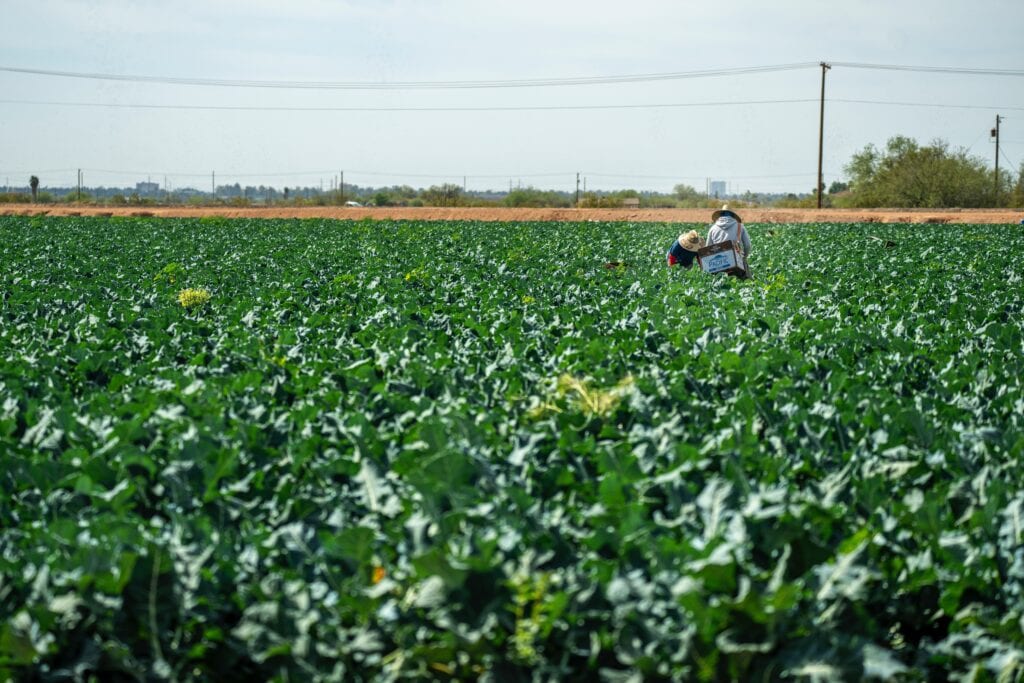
[1, 215, 1023, 681]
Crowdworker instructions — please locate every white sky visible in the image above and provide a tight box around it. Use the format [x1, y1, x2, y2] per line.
[1, 0, 1023, 194]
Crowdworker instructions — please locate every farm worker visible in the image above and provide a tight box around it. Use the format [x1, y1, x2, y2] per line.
[666, 230, 705, 268]
[706, 204, 751, 258]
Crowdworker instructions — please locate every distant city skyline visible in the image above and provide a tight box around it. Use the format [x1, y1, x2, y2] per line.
[2, 0, 1023, 195]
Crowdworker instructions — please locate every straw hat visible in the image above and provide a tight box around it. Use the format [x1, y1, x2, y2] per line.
[678, 230, 705, 252]
[711, 203, 742, 223]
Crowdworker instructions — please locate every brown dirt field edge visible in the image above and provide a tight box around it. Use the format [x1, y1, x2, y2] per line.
[2, 204, 1022, 224]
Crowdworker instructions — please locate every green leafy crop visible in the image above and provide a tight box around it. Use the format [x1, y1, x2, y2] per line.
[0, 216, 1022, 681]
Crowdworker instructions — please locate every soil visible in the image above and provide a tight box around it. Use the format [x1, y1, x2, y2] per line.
[2, 204, 1022, 224]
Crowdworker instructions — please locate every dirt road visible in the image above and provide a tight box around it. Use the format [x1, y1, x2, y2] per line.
[3, 204, 1022, 224]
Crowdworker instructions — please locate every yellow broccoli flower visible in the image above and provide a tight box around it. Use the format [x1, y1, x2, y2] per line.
[177, 288, 211, 309]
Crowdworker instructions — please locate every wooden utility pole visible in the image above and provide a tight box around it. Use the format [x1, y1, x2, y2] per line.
[817, 62, 830, 209]
[212, 171, 215, 199]
[575, 172, 580, 207]
[340, 171, 345, 202]
[993, 115, 1003, 204]
[77, 169, 81, 202]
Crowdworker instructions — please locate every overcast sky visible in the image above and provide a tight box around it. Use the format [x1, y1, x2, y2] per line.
[1, 0, 1023, 194]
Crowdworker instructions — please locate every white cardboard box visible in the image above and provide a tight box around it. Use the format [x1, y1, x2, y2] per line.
[698, 241, 748, 277]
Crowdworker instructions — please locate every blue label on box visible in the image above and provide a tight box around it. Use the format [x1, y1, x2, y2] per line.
[704, 253, 734, 273]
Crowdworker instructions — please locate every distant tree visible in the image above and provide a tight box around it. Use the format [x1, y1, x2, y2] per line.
[772, 192, 818, 208]
[843, 135, 1002, 208]
[29, 175, 39, 203]
[372, 192, 391, 207]
[504, 187, 571, 208]
[0, 192, 32, 204]
[63, 191, 92, 203]
[1011, 163, 1024, 208]
[644, 193, 679, 208]
[393, 185, 418, 200]
[828, 181, 849, 194]
[673, 183, 703, 201]
[672, 182, 716, 208]
[420, 184, 463, 207]
[577, 192, 623, 208]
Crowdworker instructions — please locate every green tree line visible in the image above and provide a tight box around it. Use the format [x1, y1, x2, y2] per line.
[5, 136, 1022, 208]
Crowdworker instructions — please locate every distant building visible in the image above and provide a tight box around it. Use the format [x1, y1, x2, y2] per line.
[135, 181, 160, 195]
[709, 181, 726, 198]
[622, 197, 640, 209]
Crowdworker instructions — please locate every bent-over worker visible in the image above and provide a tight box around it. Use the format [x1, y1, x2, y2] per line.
[667, 230, 706, 268]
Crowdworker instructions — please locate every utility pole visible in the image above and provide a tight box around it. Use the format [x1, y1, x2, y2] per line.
[77, 169, 81, 202]
[212, 171, 215, 200]
[817, 62, 831, 209]
[992, 115, 1002, 204]
[340, 171, 345, 202]
[575, 172, 580, 207]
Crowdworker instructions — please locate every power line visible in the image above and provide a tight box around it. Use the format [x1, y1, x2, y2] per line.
[14, 167, 577, 181]
[0, 62, 819, 90]
[2, 61, 1022, 92]
[831, 62, 1024, 77]
[1, 165, 834, 185]
[1000, 147, 1019, 171]
[832, 98, 1024, 112]
[0, 97, 817, 112]
[584, 172, 709, 180]
[345, 170, 572, 180]
[4, 96, 1023, 114]
[963, 131, 993, 154]
[0, 167, 80, 174]
[87, 167, 328, 179]
[584, 171, 830, 180]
